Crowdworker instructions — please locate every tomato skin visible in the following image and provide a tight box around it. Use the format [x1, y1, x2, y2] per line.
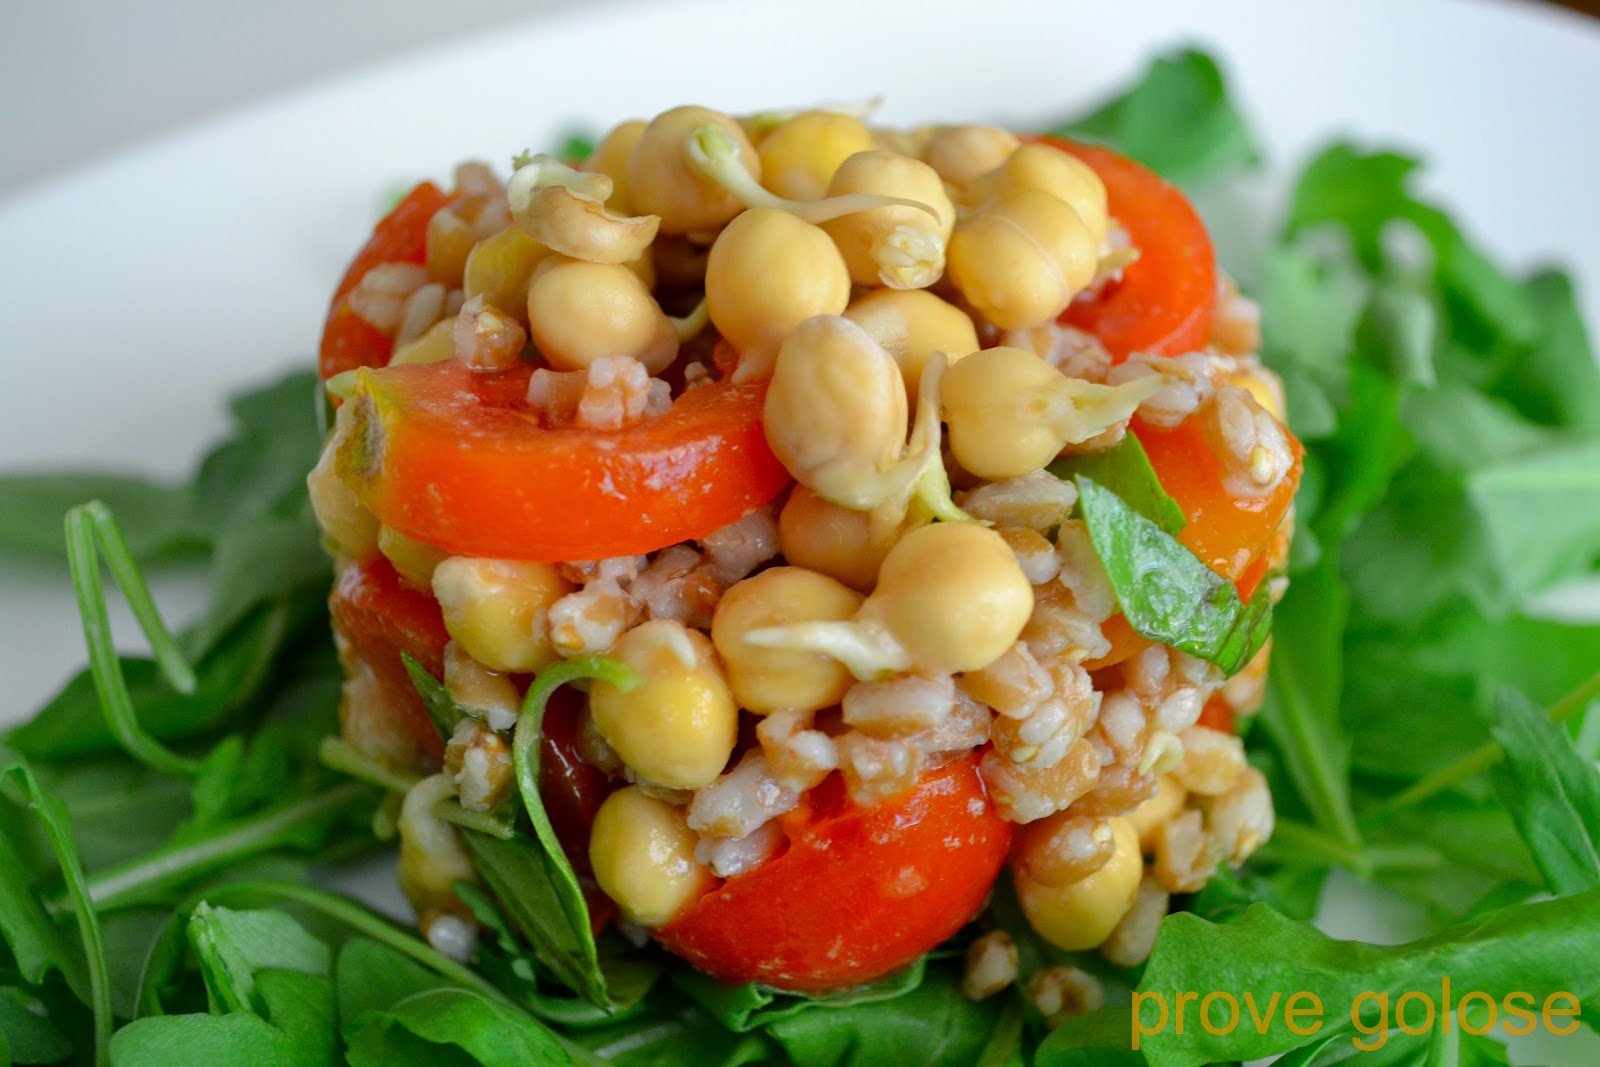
[1030, 137, 1216, 362]
[338, 360, 792, 562]
[656, 753, 1011, 994]
[319, 182, 453, 380]
[1197, 696, 1237, 734]
[329, 555, 451, 765]
[540, 687, 614, 864]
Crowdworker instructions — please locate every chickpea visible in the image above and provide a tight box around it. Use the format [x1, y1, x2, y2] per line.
[757, 110, 874, 201]
[942, 345, 1164, 479]
[821, 151, 955, 288]
[778, 484, 911, 593]
[843, 288, 978, 402]
[946, 187, 1098, 330]
[712, 566, 863, 714]
[507, 154, 659, 266]
[525, 256, 678, 374]
[966, 144, 1108, 243]
[378, 525, 448, 591]
[589, 786, 714, 926]
[587, 119, 647, 215]
[762, 315, 911, 509]
[1128, 775, 1188, 852]
[389, 318, 456, 366]
[746, 521, 1033, 678]
[463, 225, 550, 324]
[920, 124, 1021, 190]
[860, 522, 1033, 674]
[589, 620, 738, 790]
[1015, 816, 1141, 951]
[628, 106, 758, 234]
[705, 208, 850, 380]
[431, 557, 573, 673]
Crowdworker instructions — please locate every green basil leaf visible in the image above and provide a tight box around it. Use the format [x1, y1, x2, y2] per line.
[1047, 47, 1259, 186]
[1073, 475, 1270, 675]
[1048, 435, 1185, 534]
[1489, 688, 1600, 897]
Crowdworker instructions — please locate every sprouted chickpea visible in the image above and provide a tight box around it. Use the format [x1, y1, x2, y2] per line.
[966, 143, 1109, 243]
[756, 110, 875, 200]
[588, 786, 714, 926]
[463, 225, 550, 324]
[941, 345, 1167, 479]
[711, 566, 863, 714]
[525, 256, 678, 373]
[1014, 816, 1141, 951]
[947, 187, 1099, 330]
[586, 119, 647, 215]
[744, 521, 1034, 678]
[705, 208, 851, 381]
[588, 620, 738, 790]
[687, 124, 940, 239]
[761, 315, 963, 521]
[777, 484, 922, 593]
[506, 154, 660, 265]
[628, 106, 759, 234]
[843, 288, 979, 402]
[821, 150, 955, 288]
[920, 124, 1021, 190]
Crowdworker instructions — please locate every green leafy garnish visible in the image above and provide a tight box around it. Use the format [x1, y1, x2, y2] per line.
[1073, 475, 1271, 675]
[1048, 433, 1186, 534]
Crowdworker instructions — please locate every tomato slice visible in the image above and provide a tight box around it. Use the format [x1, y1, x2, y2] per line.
[319, 182, 453, 380]
[656, 753, 1011, 994]
[1030, 137, 1216, 362]
[336, 360, 792, 562]
[1132, 416, 1302, 583]
[329, 555, 451, 764]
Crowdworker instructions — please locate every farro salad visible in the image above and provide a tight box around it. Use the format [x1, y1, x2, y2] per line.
[2, 48, 1598, 1067]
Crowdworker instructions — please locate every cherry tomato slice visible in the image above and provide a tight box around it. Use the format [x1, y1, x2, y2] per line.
[329, 555, 451, 764]
[656, 753, 1011, 994]
[336, 360, 792, 562]
[319, 182, 453, 380]
[1031, 137, 1217, 362]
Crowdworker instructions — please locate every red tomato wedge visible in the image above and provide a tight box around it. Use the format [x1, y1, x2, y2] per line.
[656, 753, 1011, 994]
[1030, 137, 1216, 362]
[319, 182, 452, 380]
[336, 359, 792, 562]
[329, 555, 451, 764]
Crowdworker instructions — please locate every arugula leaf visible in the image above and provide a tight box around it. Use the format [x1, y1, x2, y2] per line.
[0, 475, 198, 563]
[763, 963, 1002, 1067]
[1073, 476, 1271, 675]
[0, 749, 112, 1067]
[0, 986, 73, 1064]
[112, 969, 338, 1067]
[187, 905, 332, 1016]
[1047, 47, 1259, 186]
[1489, 688, 1600, 897]
[673, 958, 927, 1033]
[1048, 435, 1185, 534]
[0, 810, 87, 1001]
[344, 988, 571, 1067]
[402, 654, 467, 741]
[1041, 891, 1600, 1066]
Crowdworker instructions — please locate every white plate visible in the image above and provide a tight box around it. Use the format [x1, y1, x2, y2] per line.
[1, 0, 1597, 1062]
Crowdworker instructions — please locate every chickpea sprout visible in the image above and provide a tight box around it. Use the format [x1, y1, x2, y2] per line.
[506, 153, 660, 266]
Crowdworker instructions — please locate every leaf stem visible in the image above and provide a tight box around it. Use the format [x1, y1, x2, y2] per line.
[59, 780, 374, 914]
[318, 736, 421, 795]
[1266, 657, 1364, 849]
[65, 503, 202, 779]
[1367, 671, 1600, 822]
